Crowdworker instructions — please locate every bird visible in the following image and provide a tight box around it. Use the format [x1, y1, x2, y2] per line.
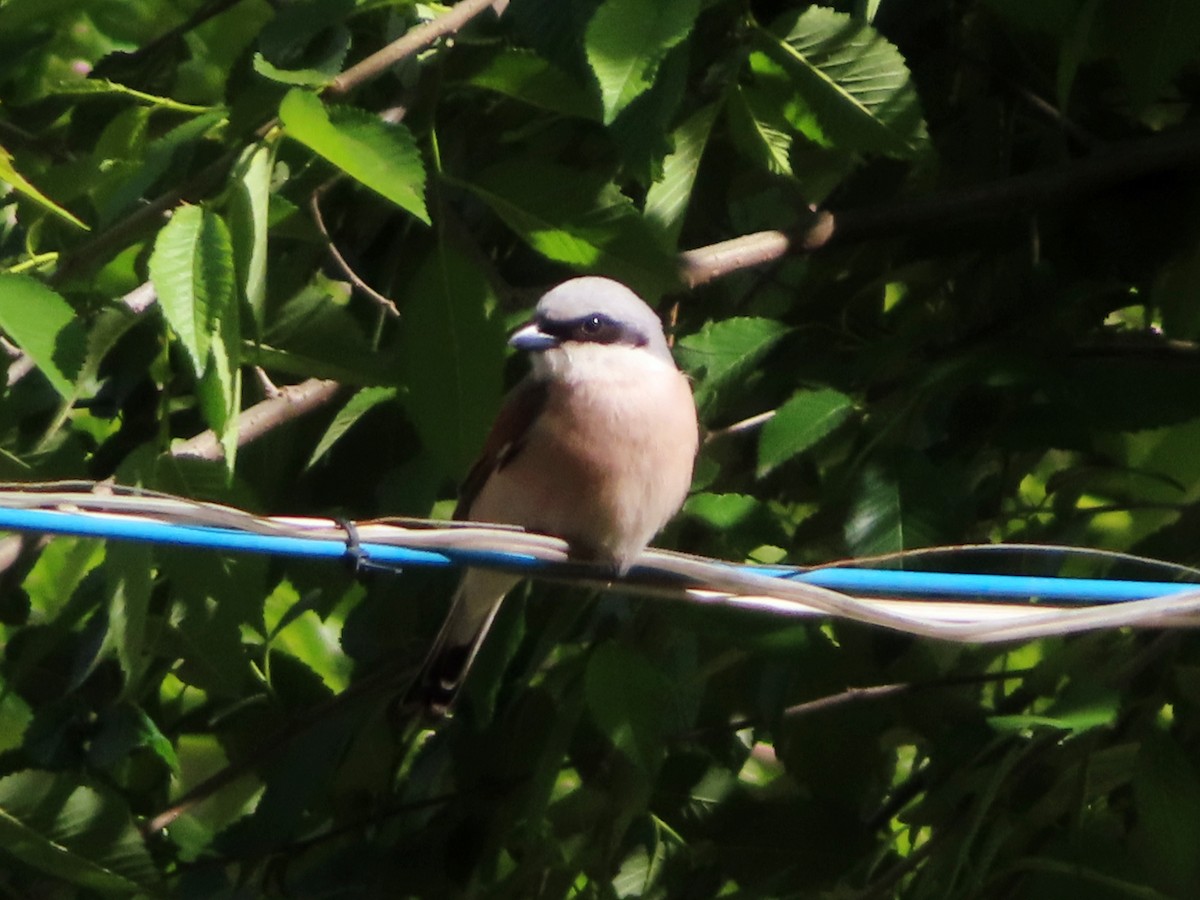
[411, 276, 699, 715]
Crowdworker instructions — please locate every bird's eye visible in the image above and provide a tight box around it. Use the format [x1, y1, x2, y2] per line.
[564, 313, 628, 344]
[580, 315, 604, 335]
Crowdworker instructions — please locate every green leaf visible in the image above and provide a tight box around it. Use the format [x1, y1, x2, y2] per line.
[1156, 230, 1200, 340]
[1101, 0, 1200, 110]
[585, 0, 701, 124]
[683, 492, 766, 530]
[757, 388, 854, 476]
[149, 205, 241, 473]
[0, 144, 88, 229]
[306, 385, 399, 469]
[258, 273, 391, 385]
[607, 41, 690, 186]
[230, 143, 272, 333]
[105, 541, 154, 696]
[197, 315, 241, 472]
[245, 341, 390, 386]
[675, 317, 790, 409]
[0, 274, 85, 399]
[0, 684, 31, 756]
[148, 205, 235, 378]
[21, 538, 105, 622]
[585, 642, 669, 768]
[161, 549, 264, 698]
[843, 459, 956, 555]
[88, 704, 180, 775]
[1134, 733, 1200, 895]
[726, 84, 795, 176]
[644, 103, 718, 245]
[279, 89, 429, 223]
[747, 50, 833, 147]
[48, 77, 215, 113]
[252, 51, 335, 87]
[1056, 0, 1099, 108]
[988, 685, 1119, 736]
[462, 160, 677, 297]
[467, 48, 601, 119]
[89, 111, 226, 228]
[0, 770, 161, 893]
[399, 245, 505, 480]
[761, 7, 928, 158]
[264, 579, 352, 693]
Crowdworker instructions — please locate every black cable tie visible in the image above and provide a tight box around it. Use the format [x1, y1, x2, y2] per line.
[334, 517, 406, 576]
[336, 517, 369, 573]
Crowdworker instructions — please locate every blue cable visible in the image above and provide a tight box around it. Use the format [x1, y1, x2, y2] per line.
[779, 566, 1190, 603]
[0, 505, 1192, 604]
[0, 506, 539, 572]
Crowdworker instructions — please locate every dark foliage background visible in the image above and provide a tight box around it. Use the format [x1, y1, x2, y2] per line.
[3, 0, 1200, 895]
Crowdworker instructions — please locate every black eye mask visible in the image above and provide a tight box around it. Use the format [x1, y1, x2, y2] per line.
[538, 313, 649, 347]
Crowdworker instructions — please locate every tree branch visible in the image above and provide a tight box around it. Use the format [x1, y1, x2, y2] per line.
[326, 0, 503, 97]
[172, 378, 342, 460]
[679, 126, 1200, 287]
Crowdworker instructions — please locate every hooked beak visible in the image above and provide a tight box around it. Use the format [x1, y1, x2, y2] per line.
[508, 321, 560, 352]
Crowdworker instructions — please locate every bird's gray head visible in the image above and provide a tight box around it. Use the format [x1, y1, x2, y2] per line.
[509, 277, 676, 366]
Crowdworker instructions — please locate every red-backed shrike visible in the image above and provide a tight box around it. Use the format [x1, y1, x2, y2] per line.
[412, 276, 699, 714]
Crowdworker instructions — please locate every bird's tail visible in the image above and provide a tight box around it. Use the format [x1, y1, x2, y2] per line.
[408, 569, 519, 716]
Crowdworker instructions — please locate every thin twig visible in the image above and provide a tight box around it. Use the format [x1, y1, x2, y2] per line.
[704, 410, 776, 443]
[326, 0, 502, 97]
[252, 366, 280, 398]
[698, 669, 1035, 737]
[309, 185, 400, 317]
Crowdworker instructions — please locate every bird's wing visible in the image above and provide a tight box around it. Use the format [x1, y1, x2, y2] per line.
[454, 376, 550, 521]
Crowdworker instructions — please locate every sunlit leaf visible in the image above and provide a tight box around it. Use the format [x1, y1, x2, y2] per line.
[148, 205, 235, 378]
[264, 579, 352, 693]
[279, 89, 429, 223]
[683, 492, 766, 529]
[726, 84, 795, 176]
[0, 145, 88, 229]
[230, 143, 272, 332]
[87, 704, 180, 775]
[49, 77, 215, 113]
[306, 385, 399, 469]
[988, 685, 1119, 735]
[252, 52, 335, 87]
[585, 0, 701, 124]
[148, 205, 240, 471]
[675, 317, 790, 409]
[0, 275, 85, 399]
[757, 388, 855, 476]
[463, 160, 677, 296]
[197, 314, 241, 471]
[761, 6, 928, 157]
[644, 103, 718, 244]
